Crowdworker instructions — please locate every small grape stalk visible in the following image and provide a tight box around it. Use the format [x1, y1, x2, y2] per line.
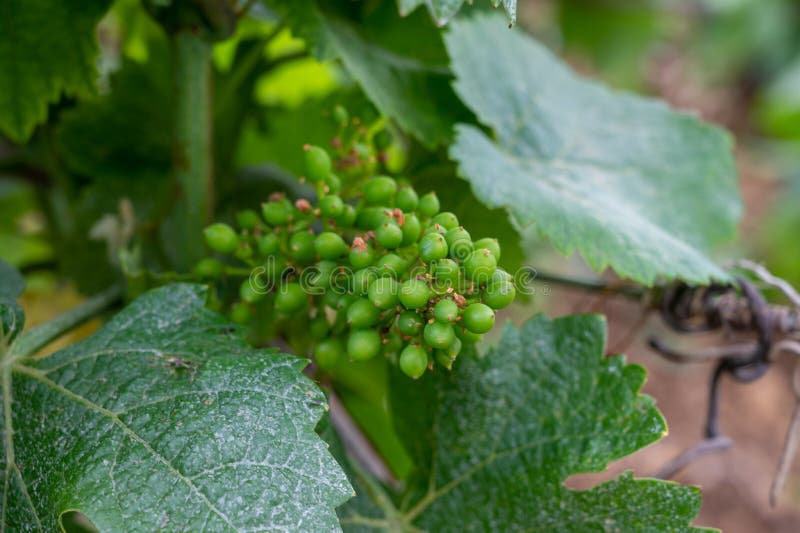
[200, 144, 515, 379]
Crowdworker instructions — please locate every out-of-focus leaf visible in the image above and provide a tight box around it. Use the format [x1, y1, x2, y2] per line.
[0, 0, 112, 142]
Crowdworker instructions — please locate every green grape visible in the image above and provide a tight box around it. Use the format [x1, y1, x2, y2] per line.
[257, 233, 279, 256]
[333, 105, 349, 125]
[261, 198, 292, 226]
[193, 257, 223, 279]
[320, 195, 344, 218]
[424, 321, 455, 350]
[276, 282, 307, 313]
[234, 242, 253, 261]
[357, 207, 393, 230]
[455, 325, 483, 344]
[432, 212, 459, 231]
[492, 268, 513, 283]
[376, 254, 406, 278]
[464, 249, 497, 285]
[310, 315, 330, 340]
[239, 280, 263, 304]
[431, 258, 460, 288]
[337, 294, 358, 311]
[304, 145, 332, 182]
[347, 298, 380, 328]
[349, 240, 375, 269]
[433, 299, 459, 323]
[419, 233, 448, 263]
[363, 176, 397, 205]
[435, 350, 454, 371]
[462, 303, 495, 334]
[315, 338, 344, 370]
[396, 186, 419, 212]
[444, 336, 462, 358]
[399, 344, 428, 379]
[399, 279, 432, 309]
[236, 209, 261, 230]
[397, 310, 424, 336]
[418, 192, 440, 217]
[289, 231, 316, 262]
[203, 223, 239, 254]
[352, 267, 378, 295]
[400, 214, 421, 247]
[315, 232, 347, 259]
[375, 223, 403, 249]
[444, 226, 471, 248]
[484, 280, 516, 309]
[230, 302, 251, 324]
[347, 329, 382, 361]
[310, 260, 337, 289]
[326, 174, 342, 194]
[335, 204, 357, 227]
[446, 232, 473, 261]
[473, 237, 501, 261]
[368, 277, 399, 310]
[422, 224, 447, 237]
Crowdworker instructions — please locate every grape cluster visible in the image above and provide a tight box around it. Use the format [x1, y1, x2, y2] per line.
[200, 144, 515, 379]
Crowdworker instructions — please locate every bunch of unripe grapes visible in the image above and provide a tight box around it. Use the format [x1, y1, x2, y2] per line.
[200, 145, 515, 379]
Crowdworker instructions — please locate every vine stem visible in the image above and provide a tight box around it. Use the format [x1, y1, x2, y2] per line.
[172, 32, 214, 270]
[10, 285, 123, 359]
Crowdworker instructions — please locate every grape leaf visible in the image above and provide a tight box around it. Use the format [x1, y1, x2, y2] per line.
[332, 314, 709, 531]
[0, 0, 112, 142]
[397, 0, 517, 27]
[1, 283, 352, 531]
[270, 0, 470, 147]
[446, 13, 741, 285]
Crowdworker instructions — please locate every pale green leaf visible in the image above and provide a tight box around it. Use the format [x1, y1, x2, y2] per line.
[2, 283, 352, 531]
[0, 0, 112, 142]
[446, 13, 741, 285]
[332, 314, 709, 531]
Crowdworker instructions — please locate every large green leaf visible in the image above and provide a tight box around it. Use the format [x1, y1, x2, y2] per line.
[2, 283, 352, 531]
[446, 13, 741, 285]
[272, 0, 470, 147]
[397, 0, 517, 27]
[332, 314, 709, 531]
[0, 0, 112, 142]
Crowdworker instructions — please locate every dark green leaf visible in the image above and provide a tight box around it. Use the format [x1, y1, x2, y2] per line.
[3, 283, 352, 531]
[332, 314, 709, 531]
[0, 0, 112, 142]
[446, 13, 741, 285]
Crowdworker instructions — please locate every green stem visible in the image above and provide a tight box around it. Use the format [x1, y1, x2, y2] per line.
[10, 285, 123, 359]
[172, 32, 214, 270]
